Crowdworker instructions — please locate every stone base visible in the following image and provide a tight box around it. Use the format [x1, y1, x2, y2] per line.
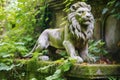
[0, 59, 120, 80]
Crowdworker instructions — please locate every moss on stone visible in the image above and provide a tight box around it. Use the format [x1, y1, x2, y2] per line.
[67, 64, 120, 79]
[15, 60, 120, 79]
[1, 59, 120, 80]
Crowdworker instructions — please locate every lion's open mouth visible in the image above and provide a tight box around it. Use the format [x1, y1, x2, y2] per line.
[77, 18, 91, 24]
[83, 19, 91, 25]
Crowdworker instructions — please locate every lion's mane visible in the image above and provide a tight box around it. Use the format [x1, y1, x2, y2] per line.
[68, 2, 94, 41]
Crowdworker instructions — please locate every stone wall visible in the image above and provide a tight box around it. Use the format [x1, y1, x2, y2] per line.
[93, 19, 101, 40]
[47, 0, 66, 28]
[1, 60, 120, 80]
[105, 15, 120, 52]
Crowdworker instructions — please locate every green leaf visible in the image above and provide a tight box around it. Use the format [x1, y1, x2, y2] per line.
[37, 64, 54, 71]
[115, 1, 120, 7]
[65, 3, 71, 7]
[102, 8, 108, 14]
[18, 0, 26, 2]
[2, 54, 14, 58]
[63, 0, 69, 4]
[0, 15, 5, 20]
[0, 63, 14, 71]
[14, 42, 25, 45]
[30, 78, 37, 80]
[58, 61, 71, 72]
[46, 69, 62, 80]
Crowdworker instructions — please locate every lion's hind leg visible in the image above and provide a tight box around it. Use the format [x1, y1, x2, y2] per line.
[35, 31, 51, 61]
[36, 30, 50, 51]
[24, 30, 50, 59]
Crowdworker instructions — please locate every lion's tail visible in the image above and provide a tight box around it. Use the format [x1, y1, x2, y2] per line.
[23, 41, 38, 58]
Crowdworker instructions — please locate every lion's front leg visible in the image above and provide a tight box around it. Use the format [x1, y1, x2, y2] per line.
[80, 43, 95, 63]
[63, 41, 83, 63]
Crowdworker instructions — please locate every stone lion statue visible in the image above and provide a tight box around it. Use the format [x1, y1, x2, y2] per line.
[25, 2, 95, 63]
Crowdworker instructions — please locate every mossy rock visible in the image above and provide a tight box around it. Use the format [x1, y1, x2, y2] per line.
[1, 59, 120, 80]
[18, 59, 120, 79]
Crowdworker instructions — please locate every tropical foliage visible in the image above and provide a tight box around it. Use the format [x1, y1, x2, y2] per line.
[0, 0, 49, 79]
[102, 0, 120, 19]
[0, 0, 49, 58]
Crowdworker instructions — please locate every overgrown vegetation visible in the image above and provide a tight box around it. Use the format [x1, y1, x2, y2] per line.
[102, 0, 120, 19]
[0, 0, 119, 80]
[0, 0, 50, 79]
[89, 40, 108, 56]
[0, 0, 50, 57]
[88, 40, 110, 63]
[38, 58, 76, 80]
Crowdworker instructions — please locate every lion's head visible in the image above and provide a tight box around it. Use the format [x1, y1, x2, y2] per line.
[68, 2, 94, 40]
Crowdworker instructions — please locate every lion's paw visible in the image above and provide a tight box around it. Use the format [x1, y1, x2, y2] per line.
[38, 56, 49, 61]
[84, 55, 96, 63]
[73, 56, 83, 63]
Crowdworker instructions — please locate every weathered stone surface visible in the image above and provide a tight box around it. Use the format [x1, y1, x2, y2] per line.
[1, 59, 120, 80]
[47, 0, 92, 28]
[47, 0, 64, 10]
[68, 64, 120, 79]
[105, 15, 120, 52]
[17, 60, 120, 79]
[93, 19, 101, 40]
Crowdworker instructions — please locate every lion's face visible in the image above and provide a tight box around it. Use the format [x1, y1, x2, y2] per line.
[69, 2, 94, 26]
[75, 7, 94, 25]
[68, 2, 94, 40]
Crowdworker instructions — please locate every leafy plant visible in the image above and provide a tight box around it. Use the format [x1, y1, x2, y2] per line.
[88, 40, 108, 56]
[0, 0, 50, 57]
[0, 57, 24, 80]
[102, 0, 120, 19]
[108, 77, 118, 80]
[0, 0, 50, 79]
[38, 58, 76, 80]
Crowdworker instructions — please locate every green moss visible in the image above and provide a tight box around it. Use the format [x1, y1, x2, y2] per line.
[67, 64, 120, 79]
[1, 59, 120, 80]
[49, 28, 64, 48]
